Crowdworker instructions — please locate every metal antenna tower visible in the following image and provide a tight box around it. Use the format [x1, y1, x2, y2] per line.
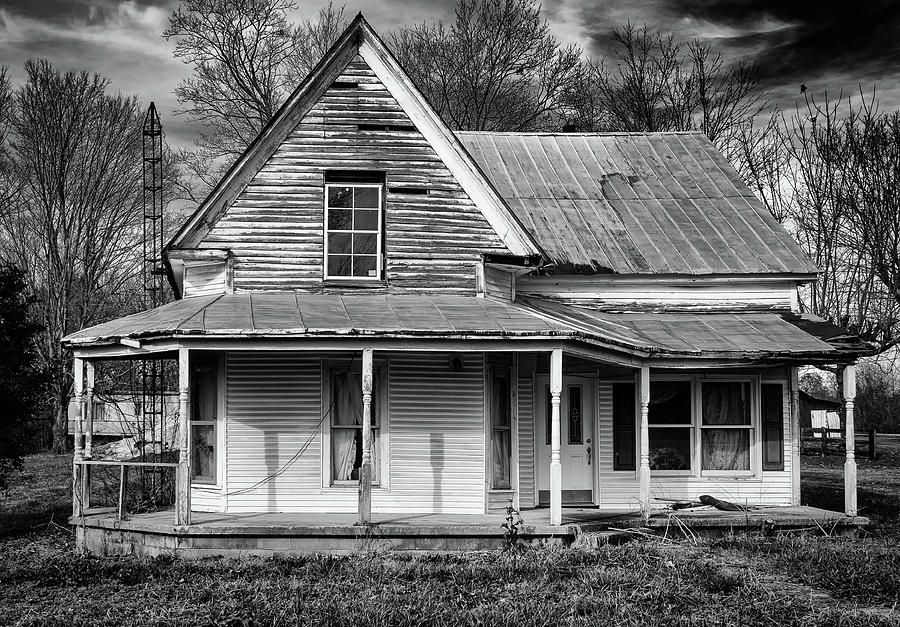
[140, 103, 167, 485]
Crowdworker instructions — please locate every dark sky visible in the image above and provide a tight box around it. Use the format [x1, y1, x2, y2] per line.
[0, 0, 897, 149]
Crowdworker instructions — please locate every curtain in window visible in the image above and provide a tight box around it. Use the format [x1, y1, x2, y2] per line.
[702, 383, 750, 471]
[332, 373, 362, 481]
[492, 432, 511, 489]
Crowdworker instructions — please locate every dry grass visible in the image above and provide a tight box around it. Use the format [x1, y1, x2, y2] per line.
[0, 450, 898, 626]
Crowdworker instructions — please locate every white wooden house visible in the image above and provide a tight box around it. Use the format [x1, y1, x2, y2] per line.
[64, 15, 870, 554]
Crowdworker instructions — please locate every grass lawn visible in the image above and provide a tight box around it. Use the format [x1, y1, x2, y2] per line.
[0, 449, 898, 627]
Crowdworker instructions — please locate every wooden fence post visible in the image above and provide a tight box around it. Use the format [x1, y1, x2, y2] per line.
[869, 428, 877, 461]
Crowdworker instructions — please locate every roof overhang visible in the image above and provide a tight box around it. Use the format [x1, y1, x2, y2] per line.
[62, 293, 871, 366]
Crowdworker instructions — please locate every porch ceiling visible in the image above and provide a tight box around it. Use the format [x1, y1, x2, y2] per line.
[62, 292, 871, 363]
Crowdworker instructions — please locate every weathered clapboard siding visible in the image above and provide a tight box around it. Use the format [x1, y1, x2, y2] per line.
[517, 373, 536, 508]
[199, 56, 510, 294]
[223, 351, 486, 514]
[594, 380, 793, 510]
[183, 262, 227, 297]
[517, 276, 797, 311]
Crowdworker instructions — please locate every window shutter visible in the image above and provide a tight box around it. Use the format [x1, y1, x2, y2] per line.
[761, 383, 785, 471]
[613, 383, 636, 471]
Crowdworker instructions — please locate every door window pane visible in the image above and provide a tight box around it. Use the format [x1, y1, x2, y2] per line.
[331, 370, 379, 483]
[491, 370, 511, 489]
[568, 386, 582, 444]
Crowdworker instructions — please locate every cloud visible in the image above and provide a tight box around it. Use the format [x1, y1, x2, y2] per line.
[570, 0, 900, 110]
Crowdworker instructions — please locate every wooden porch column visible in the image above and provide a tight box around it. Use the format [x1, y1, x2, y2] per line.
[176, 349, 191, 526]
[638, 364, 651, 522]
[549, 348, 562, 525]
[843, 363, 857, 516]
[84, 361, 95, 459]
[358, 348, 374, 525]
[72, 357, 85, 518]
[790, 367, 801, 506]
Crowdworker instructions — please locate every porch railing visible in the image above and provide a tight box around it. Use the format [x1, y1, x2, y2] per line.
[73, 459, 183, 522]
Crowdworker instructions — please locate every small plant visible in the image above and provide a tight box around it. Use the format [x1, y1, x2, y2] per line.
[501, 499, 525, 554]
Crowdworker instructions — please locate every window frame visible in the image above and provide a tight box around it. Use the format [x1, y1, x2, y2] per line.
[189, 356, 224, 487]
[323, 182, 384, 282]
[489, 366, 514, 490]
[321, 359, 389, 490]
[617, 374, 762, 478]
[646, 377, 695, 476]
[698, 378, 757, 478]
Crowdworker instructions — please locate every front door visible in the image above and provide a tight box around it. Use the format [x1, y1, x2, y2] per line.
[536, 375, 595, 505]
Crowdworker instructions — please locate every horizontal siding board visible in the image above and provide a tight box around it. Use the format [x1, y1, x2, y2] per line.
[201, 55, 510, 294]
[224, 351, 486, 515]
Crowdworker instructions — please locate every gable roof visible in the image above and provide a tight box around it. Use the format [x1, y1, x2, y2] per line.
[167, 14, 541, 258]
[457, 132, 818, 276]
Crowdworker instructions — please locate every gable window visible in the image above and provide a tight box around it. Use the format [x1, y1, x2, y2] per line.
[329, 368, 381, 484]
[490, 368, 512, 489]
[190, 359, 219, 484]
[324, 182, 382, 280]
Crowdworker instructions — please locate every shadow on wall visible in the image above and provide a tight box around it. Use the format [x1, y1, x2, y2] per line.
[431, 432, 444, 513]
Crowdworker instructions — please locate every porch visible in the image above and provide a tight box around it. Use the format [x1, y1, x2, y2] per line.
[72, 505, 869, 556]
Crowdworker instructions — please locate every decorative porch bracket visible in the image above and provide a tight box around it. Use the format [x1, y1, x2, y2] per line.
[843, 363, 857, 516]
[638, 364, 651, 522]
[176, 347, 191, 526]
[359, 348, 374, 525]
[549, 348, 562, 526]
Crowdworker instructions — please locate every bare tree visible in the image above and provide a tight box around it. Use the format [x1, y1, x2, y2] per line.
[392, 0, 583, 131]
[784, 91, 900, 352]
[0, 60, 146, 452]
[165, 0, 347, 204]
[583, 24, 767, 160]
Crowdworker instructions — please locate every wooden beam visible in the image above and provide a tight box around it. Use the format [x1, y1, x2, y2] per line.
[549, 348, 563, 525]
[790, 367, 801, 506]
[638, 364, 651, 522]
[72, 357, 84, 519]
[358, 348, 374, 525]
[176, 347, 191, 526]
[843, 364, 857, 516]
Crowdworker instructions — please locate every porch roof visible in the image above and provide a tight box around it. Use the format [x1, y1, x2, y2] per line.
[62, 293, 869, 362]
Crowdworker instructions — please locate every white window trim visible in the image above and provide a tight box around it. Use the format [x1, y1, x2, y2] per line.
[645, 375, 761, 479]
[323, 182, 383, 282]
[320, 358, 390, 491]
[190, 354, 226, 489]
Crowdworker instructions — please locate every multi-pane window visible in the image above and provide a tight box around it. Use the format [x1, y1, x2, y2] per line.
[490, 369, 512, 489]
[330, 369, 380, 484]
[700, 381, 753, 472]
[325, 183, 382, 280]
[648, 380, 692, 471]
[190, 360, 218, 484]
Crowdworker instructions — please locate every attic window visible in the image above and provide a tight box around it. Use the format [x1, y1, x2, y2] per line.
[324, 182, 383, 281]
[331, 81, 358, 89]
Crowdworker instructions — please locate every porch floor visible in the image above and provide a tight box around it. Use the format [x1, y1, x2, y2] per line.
[72, 505, 868, 556]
